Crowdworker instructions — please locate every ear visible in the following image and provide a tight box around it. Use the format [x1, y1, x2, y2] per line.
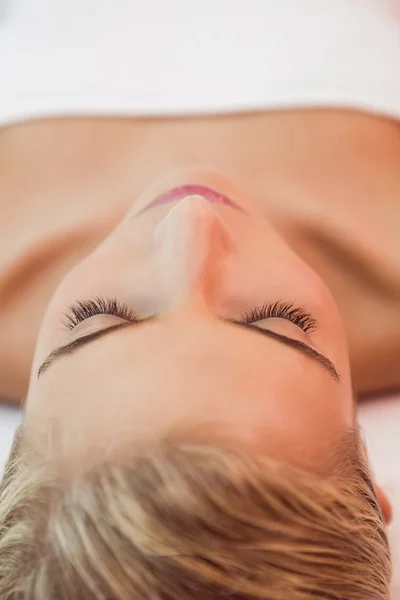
[373, 482, 393, 525]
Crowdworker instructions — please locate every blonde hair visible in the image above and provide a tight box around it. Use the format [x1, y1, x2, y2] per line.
[0, 426, 391, 600]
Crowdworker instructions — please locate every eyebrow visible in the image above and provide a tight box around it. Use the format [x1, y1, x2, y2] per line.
[38, 318, 340, 382]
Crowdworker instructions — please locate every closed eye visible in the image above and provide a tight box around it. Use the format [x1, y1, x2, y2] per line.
[63, 297, 319, 335]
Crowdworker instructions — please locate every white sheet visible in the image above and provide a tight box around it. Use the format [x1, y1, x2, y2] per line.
[2, 0, 400, 127]
[1, 396, 399, 595]
[358, 394, 400, 597]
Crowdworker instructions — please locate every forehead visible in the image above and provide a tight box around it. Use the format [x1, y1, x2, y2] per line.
[25, 318, 348, 470]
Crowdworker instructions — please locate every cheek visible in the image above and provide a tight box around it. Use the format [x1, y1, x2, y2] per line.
[260, 246, 346, 340]
[234, 241, 328, 306]
[46, 243, 131, 311]
[31, 258, 106, 358]
[32, 236, 152, 358]
[231, 233, 351, 379]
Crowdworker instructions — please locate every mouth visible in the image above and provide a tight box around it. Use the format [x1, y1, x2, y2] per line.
[138, 185, 245, 215]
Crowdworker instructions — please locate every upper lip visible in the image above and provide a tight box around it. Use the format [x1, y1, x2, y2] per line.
[138, 184, 245, 214]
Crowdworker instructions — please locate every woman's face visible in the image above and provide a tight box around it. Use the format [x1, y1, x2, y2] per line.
[25, 167, 355, 471]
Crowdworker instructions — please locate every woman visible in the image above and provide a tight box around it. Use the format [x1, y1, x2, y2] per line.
[0, 0, 399, 597]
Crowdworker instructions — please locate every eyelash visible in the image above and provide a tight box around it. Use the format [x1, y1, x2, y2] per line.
[63, 297, 140, 330]
[63, 297, 318, 334]
[241, 300, 318, 334]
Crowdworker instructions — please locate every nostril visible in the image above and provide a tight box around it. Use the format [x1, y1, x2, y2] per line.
[153, 195, 232, 253]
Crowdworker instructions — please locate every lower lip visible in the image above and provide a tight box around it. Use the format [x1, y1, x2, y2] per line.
[139, 184, 243, 214]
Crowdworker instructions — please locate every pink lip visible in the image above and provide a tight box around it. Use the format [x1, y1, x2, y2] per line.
[138, 185, 244, 214]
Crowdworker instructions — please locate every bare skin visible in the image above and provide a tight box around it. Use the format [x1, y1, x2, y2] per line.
[1, 108, 400, 401]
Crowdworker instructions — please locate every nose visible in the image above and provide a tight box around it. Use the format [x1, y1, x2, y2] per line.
[153, 195, 232, 309]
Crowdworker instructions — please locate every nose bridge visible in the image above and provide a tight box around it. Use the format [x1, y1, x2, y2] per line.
[153, 196, 232, 309]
